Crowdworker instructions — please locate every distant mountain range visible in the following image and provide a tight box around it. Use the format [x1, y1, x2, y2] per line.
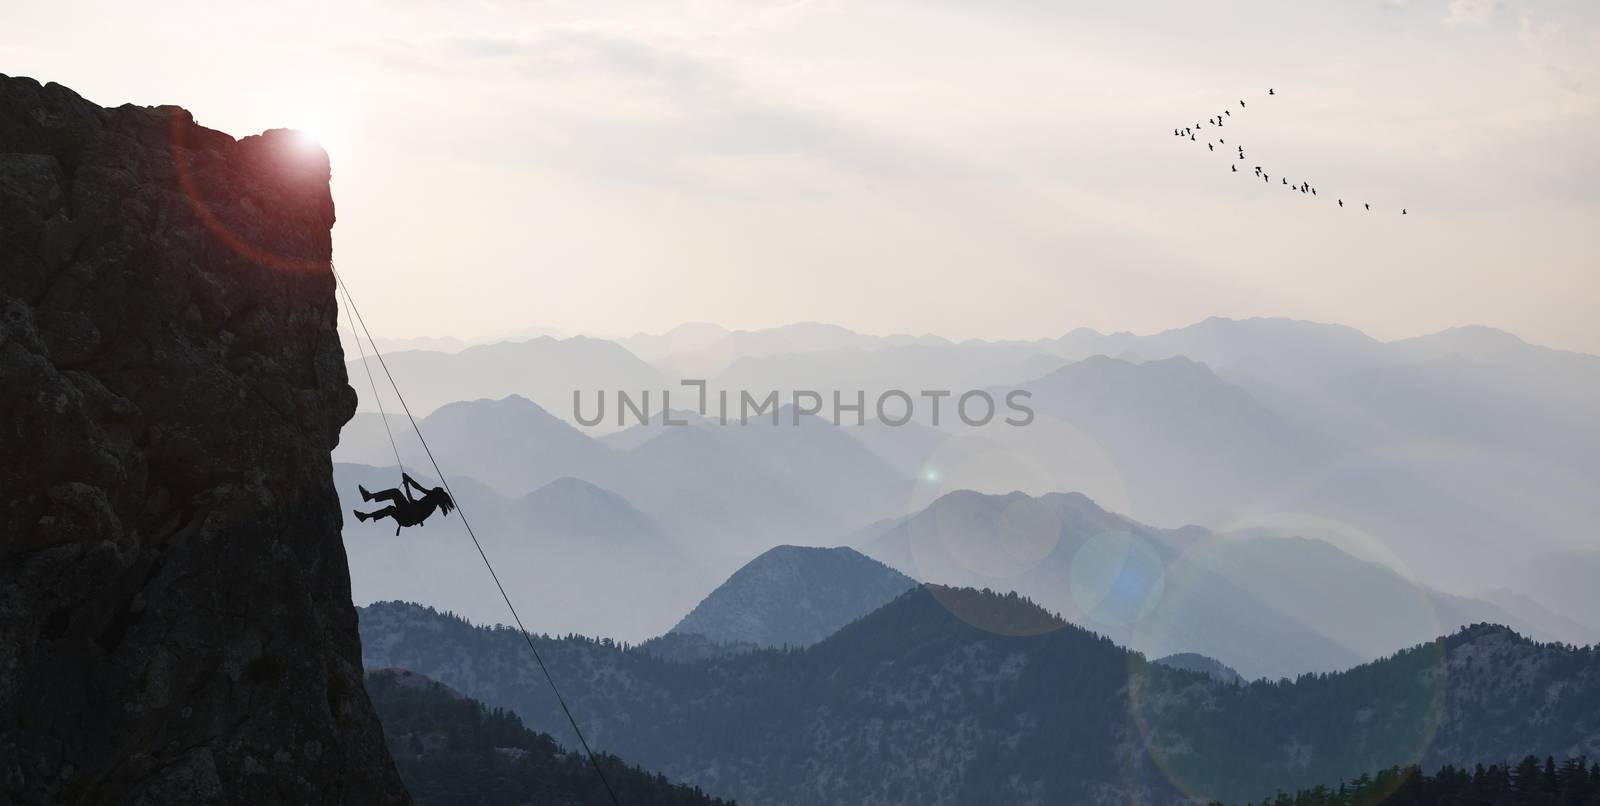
[337, 395, 914, 565]
[857, 489, 1594, 680]
[338, 463, 713, 642]
[1497, 549, 1600, 639]
[359, 588, 1600, 805]
[643, 322, 948, 378]
[338, 439, 1594, 676]
[353, 395, 614, 498]
[352, 318, 1600, 587]
[338, 316, 1600, 658]
[346, 335, 665, 421]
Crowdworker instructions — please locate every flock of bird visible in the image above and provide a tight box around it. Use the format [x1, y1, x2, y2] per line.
[1175, 88, 1408, 216]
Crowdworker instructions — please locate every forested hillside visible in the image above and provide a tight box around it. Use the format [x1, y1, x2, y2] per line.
[360, 589, 1600, 805]
[367, 669, 734, 806]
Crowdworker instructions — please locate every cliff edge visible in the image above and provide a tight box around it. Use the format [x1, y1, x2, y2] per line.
[0, 75, 410, 804]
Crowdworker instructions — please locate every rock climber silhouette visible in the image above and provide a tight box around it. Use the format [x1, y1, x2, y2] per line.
[354, 473, 455, 535]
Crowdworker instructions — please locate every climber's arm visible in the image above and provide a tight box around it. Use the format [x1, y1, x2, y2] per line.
[401, 474, 425, 502]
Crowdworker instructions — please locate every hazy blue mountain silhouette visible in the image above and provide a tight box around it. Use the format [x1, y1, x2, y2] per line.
[1045, 316, 1385, 368]
[1500, 549, 1600, 636]
[336, 395, 613, 498]
[859, 489, 1579, 679]
[429, 395, 615, 496]
[598, 424, 847, 562]
[341, 395, 915, 567]
[342, 317, 1600, 627]
[1018, 355, 1334, 524]
[347, 335, 666, 420]
[338, 463, 712, 642]
[653, 321, 946, 376]
[844, 417, 950, 480]
[1009, 353, 1553, 588]
[710, 342, 1065, 407]
[598, 409, 710, 451]
[663, 545, 917, 650]
[614, 321, 730, 362]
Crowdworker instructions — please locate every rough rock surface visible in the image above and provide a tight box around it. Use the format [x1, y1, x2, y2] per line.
[0, 74, 410, 804]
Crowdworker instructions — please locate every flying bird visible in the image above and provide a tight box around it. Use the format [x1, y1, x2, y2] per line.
[1269, 88, 1276, 95]
[1283, 177, 1288, 185]
[1402, 209, 1408, 215]
[1240, 100, 1246, 108]
[1365, 203, 1370, 210]
[1225, 109, 1231, 116]
[1338, 199, 1344, 207]
[1231, 164, 1238, 172]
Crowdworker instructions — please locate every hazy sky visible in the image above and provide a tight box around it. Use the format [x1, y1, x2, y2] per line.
[5, 0, 1598, 351]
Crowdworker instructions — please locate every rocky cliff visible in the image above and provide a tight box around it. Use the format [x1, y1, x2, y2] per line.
[0, 74, 410, 804]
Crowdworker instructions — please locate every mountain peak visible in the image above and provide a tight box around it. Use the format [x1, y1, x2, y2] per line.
[1423, 324, 1525, 344]
[525, 475, 624, 503]
[1155, 652, 1245, 685]
[1446, 621, 1528, 647]
[668, 545, 917, 648]
[432, 393, 560, 419]
[837, 584, 1077, 642]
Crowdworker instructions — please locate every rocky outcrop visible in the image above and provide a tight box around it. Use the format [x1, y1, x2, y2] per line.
[0, 74, 409, 804]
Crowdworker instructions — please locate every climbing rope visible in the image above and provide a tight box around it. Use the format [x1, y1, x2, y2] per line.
[338, 279, 406, 478]
[332, 265, 622, 806]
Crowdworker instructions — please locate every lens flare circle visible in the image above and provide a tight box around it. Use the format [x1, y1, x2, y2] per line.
[1068, 531, 1167, 629]
[169, 113, 332, 275]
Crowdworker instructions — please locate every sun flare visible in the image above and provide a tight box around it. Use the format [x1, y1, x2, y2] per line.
[276, 96, 345, 158]
[288, 118, 340, 157]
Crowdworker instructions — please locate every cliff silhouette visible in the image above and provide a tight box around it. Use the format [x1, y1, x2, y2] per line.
[0, 74, 409, 804]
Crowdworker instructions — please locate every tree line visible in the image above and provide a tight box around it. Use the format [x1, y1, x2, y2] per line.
[1222, 756, 1600, 806]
